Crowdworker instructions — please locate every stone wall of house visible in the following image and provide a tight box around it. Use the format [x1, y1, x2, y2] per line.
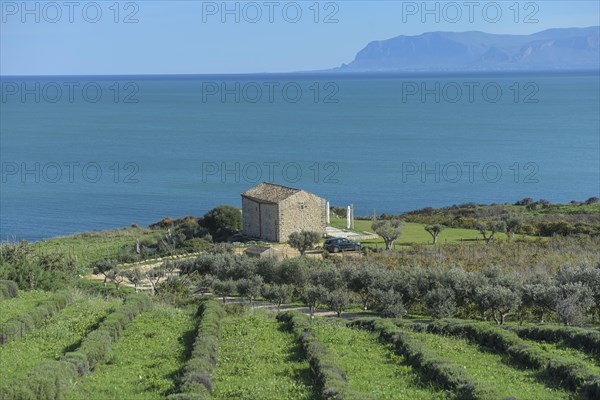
[242, 197, 261, 238]
[260, 203, 279, 242]
[242, 197, 279, 242]
[278, 191, 326, 242]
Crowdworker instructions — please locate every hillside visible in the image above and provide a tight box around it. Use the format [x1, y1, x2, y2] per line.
[334, 27, 600, 72]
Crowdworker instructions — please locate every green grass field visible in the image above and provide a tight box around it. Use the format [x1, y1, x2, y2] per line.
[407, 330, 577, 399]
[329, 215, 500, 246]
[519, 338, 600, 373]
[0, 290, 54, 323]
[313, 318, 453, 399]
[211, 308, 317, 400]
[66, 304, 196, 400]
[31, 227, 165, 268]
[0, 294, 119, 392]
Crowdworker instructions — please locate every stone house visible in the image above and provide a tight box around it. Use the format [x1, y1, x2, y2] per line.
[241, 183, 327, 242]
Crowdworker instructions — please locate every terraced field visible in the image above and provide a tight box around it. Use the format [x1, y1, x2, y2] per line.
[211, 308, 317, 400]
[519, 338, 600, 373]
[1, 287, 597, 400]
[0, 290, 54, 323]
[313, 318, 453, 399]
[0, 294, 119, 393]
[66, 304, 196, 400]
[408, 330, 578, 400]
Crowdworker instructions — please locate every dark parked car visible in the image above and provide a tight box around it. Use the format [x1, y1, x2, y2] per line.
[323, 237, 361, 253]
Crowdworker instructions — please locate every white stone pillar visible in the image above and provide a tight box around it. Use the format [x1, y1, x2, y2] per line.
[347, 205, 351, 230]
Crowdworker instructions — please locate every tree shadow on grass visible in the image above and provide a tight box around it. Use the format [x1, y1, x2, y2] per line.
[379, 340, 455, 398]
[163, 318, 201, 397]
[63, 310, 113, 353]
[474, 343, 585, 398]
[277, 322, 320, 400]
[286, 338, 320, 400]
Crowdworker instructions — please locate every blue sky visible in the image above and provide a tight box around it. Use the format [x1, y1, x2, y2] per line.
[1, 1, 599, 75]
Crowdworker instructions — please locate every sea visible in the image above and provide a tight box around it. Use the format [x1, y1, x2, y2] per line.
[1, 72, 599, 242]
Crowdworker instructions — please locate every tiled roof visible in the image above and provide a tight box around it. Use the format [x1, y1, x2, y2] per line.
[241, 182, 301, 203]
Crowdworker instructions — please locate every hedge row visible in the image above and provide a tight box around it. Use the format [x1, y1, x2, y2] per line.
[507, 325, 600, 357]
[422, 319, 600, 399]
[0, 280, 19, 299]
[65, 294, 153, 373]
[0, 291, 71, 345]
[349, 318, 501, 400]
[278, 312, 362, 400]
[1, 294, 153, 400]
[167, 300, 225, 400]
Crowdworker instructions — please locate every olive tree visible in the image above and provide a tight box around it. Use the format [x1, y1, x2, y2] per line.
[371, 288, 406, 318]
[93, 259, 117, 287]
[288, 231, 321, 256]
[301, 284, 328, 318]
[326, 289, 351, 317]
[554, 283, 593, 326]
[475, 284, 521, 324]
[476, 220, 507, 245]
[263, 283, 293, 311]
[237, 275, 264, 306]
[123, 268, 145, 292]
[424, 224, 445, 244]
[503, 215, 524, 239]
[558, 264, 600, 322]
[444, 267, 478, 313]
[345, 264, 382, 310]
[146, 267, 166, 296]
[424, 287, 457, 318]
[212, 279, 237, 303]
[107, 268, 126, 291]
[371, 219, 404, 250]
[520, 272, 558, 323]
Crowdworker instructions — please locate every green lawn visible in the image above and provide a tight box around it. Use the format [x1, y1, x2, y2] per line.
[0, 294, 119, 392]
[66, 304, 195, 400]
[212, 309, 317, 400]
[313, 318, 453, 399]
[329, 215, 492, 246]
[409, 330, 578, 399]
[0, 290, 54, 323]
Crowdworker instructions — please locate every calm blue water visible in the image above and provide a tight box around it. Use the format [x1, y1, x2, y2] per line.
[1, 73, 599, 241]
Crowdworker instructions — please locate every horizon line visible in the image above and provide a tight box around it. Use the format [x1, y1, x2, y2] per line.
[2, 69, 599, 79]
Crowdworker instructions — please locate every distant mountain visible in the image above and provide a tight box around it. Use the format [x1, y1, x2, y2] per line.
[334, 27, 599, 72]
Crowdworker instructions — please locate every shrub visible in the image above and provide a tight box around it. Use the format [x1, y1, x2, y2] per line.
[348, 318, 500, 400]
[3, 360, 78, 400]
[277, 312, 357, 400]
[200, 205, 242, 242]
[75, 279, 134, 298]
[0, 280, 19, 299]
[0, 291, 72, 345]
[157, 277, 195, 307]
[168, 300, 225, 399]
[422, 319, 600, 398]
[6, 294, 153, 400]
[509, 325, 600, 357]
